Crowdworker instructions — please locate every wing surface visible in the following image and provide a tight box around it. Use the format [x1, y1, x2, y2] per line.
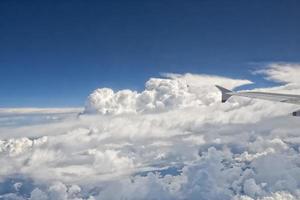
[215, 85, 300, 105]
[232, 91, 300, 105]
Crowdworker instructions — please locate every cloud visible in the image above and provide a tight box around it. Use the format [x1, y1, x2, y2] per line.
[1, 68, 300, 199]
[0, 108, 82, 116]
[162, 72, 252, 89]
[84, 73, 252, 115]
[254, 63, 300, 84]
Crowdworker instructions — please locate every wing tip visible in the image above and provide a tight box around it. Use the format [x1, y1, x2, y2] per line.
[215, 85, 233, 103]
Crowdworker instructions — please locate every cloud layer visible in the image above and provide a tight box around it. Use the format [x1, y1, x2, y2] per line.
[1, 64, 300, 199]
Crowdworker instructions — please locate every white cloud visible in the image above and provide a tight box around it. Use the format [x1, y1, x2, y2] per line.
[254, 63, 300, 84]
[162, 72, 252, 89]
[1, 66, 300, 199]
[84, 73, 252, 115]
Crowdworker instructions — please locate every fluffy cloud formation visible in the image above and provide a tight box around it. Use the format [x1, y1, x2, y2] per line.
[1, 64, 300, 199]
[84, 73, 252, 114]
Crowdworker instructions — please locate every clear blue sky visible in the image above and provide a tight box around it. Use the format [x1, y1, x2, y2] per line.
[0, 0, 300, 107]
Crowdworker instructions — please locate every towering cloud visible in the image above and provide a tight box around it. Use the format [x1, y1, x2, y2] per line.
[84, 73, 252, 115]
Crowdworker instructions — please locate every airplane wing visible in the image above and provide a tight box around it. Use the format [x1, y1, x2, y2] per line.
[215, 85, 300, 116]
[215, 85, 300, 105]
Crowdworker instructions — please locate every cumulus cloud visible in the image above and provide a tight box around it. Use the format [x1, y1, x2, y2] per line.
[84, 73, 252, 115]
[2, 65, 300, 199]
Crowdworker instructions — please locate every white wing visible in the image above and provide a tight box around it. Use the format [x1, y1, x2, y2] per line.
[216, 85, 300, 105]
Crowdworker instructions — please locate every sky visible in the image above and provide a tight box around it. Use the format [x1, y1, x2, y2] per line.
[0, 0, 300, 107]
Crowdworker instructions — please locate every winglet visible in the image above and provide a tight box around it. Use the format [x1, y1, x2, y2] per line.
[215, 85, 233, 103]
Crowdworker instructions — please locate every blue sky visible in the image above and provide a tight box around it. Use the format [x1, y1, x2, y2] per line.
[0, 0, 300, 107]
